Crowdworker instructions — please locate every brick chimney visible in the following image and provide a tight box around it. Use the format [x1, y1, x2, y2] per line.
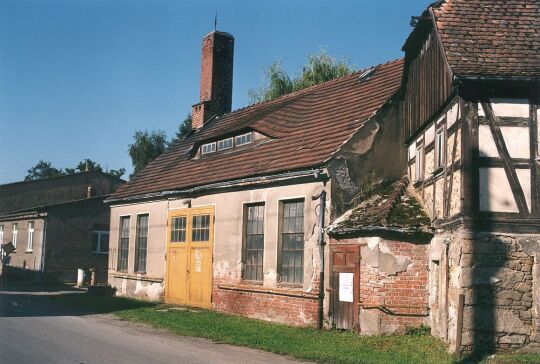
[192, 31, 234, 129]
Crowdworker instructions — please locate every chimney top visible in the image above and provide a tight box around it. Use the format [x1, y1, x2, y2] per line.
[192, 30, 234, 129]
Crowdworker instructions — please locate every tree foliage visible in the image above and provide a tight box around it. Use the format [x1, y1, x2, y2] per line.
[171, 113, 193, 144]
[249, 51, 355, 104]
[65, 159, 125, 178]
[128, 130, 168, 178]
[25, 159, 125, 181]
[25, 160, 64, 181]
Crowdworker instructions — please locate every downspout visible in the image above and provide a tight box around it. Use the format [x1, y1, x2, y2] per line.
[39, 219, 48, 282]
[312, 189, 326, 330]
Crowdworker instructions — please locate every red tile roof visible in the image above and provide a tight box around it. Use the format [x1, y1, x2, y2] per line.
[432, 0, 540, 78]
[110, 59, 404, 201]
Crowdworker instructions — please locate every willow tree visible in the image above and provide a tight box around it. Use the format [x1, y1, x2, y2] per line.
[249, 51, 355, 104]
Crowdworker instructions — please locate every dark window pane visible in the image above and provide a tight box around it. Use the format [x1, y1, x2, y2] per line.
[171, 216, 187, 243]
[192, 214, 210, 242]
[101, 233, 109, 252]
[117, 217, 130, 271]
[244, 204, 265, 281]
[134, 214, 149, 272]
[280, 200, 304, 284]
[93, 233, 99, 252]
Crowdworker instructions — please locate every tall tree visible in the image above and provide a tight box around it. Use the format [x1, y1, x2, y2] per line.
[128, 130, 168, 178]
[65, 158, 125, 179]
[25, 160, 64, 181]
[249, 51, 355, 104]
[65, 159, 103, 174]
[171, 113, 193, 144]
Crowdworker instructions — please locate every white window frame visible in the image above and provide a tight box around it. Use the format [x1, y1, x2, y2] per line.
[201, 142, 216, 154]
[415, 144, 424, 182]
[93, 231, 110, 254]
[217, 137, 233, 151]
[12, 223, 18, 250]
[27, 221, 35, 252]
[235, 132, 252, 146]
[435, 126, 446, 170]
[0, 225, 3, 245]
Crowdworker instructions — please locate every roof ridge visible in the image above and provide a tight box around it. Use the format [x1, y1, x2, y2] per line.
[375, 175, 410, 224]
[219, 58, 404, 120]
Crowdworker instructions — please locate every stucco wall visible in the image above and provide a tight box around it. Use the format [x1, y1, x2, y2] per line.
[1, 218, 45, 280]
[108, 179, 330, 315]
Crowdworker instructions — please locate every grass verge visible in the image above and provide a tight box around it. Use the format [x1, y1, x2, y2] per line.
[52, 294, 539, 364]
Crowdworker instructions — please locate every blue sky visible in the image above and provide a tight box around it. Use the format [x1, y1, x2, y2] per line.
[0, 0, 428, 183]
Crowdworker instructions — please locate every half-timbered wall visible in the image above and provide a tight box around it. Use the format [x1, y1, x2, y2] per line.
[402, 30, 453, 142]
[407, 97, 462, 222]
[477, 98, 538, 216]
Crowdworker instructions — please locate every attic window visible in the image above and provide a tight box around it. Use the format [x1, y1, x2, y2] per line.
[358, 66, 378, 82]
[218, 137, 233, 151]
[201, 142, 216, 154]
[235, 133, 252, 146]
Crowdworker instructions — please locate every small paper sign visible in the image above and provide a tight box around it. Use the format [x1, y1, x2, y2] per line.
[339, 272, 354, 302]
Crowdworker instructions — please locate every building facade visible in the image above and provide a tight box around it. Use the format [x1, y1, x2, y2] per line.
[106, 30, 406, 327]
[0, 171, 124, 283]
[400, 0, 540, 354]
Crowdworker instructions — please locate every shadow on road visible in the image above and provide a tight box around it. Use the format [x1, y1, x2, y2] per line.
[0, 281, 155, 318]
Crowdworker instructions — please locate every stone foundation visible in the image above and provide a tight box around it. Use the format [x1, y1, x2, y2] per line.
[430, 228, 540, 354]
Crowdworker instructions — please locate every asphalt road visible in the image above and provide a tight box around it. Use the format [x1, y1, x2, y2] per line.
[0, 286, 305, 364]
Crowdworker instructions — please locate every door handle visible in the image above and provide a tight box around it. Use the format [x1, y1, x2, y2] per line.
[186, 269, 190, 273]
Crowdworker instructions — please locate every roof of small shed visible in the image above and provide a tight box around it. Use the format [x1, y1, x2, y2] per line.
[328, 176, 433, 241]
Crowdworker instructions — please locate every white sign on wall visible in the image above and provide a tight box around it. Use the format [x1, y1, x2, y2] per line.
[339, 272, 354, 302]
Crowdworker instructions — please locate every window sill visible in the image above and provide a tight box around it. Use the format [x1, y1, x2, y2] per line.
[432, 167, 444, 176]
[92, 251, 108, 255]
[413, 180, 423, 188]
[241, 279, 263, 286]
[112, 273, 162, 283]
[277, 282, 303, 289]
[25, 250, 33, 254]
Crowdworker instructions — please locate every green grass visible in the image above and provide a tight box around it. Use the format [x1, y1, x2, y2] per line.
[52, 294, 540, 364]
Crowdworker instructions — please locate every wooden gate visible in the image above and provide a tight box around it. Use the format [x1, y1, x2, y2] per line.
[330, 245, 360, 330]
[165, 206, 214, 309]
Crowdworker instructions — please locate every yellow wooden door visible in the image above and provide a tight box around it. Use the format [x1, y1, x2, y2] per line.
[165, 206, 214, 309]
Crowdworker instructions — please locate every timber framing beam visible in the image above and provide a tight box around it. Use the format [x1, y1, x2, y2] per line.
[481, 102, 529, 215]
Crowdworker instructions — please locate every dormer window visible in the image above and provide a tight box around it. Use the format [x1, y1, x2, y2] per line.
[201, 142, 216, 154]
[218, 137, 233, 151]
[235, 133, 252, 146]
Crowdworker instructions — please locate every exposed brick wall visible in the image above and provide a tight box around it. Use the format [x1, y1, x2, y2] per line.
[192, 31, 234, 129]
[330, 237, 429, 334]
[359, 239, 429, 332]
[212, 280, 319, 326]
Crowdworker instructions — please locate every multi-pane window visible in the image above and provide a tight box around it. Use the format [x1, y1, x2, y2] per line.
[435, 127, 446, 169]
[93, 231, 110, 253]
[27, 221, 35, 251]
[134, 214, 149, 273]
[279, 199, 304, 285]
[192, 215, 210, 242]
[415, 145, 424, 181]
[201, 142, 216, 154]
[235, 133, 252, 146]
[12, 223, 18, 250]
[170, 216, 187, 243]
[217, 137, 233, 151]
[117, 217, 130, 271]
[0, 225, 4, 245]
[243, 203, 265, 281]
